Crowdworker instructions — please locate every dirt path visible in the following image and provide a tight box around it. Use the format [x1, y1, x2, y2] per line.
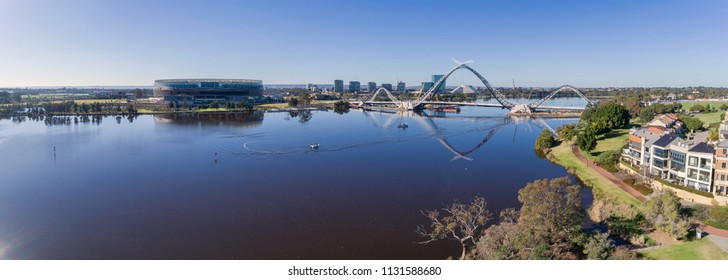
[570, 144, 647, 202]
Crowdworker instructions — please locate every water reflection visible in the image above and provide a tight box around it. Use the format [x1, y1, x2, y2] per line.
[154, 112, 264, 128]
[361, 110, 575, 161]
[0, 108, 584, 260]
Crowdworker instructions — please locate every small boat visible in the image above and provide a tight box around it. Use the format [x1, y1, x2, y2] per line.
[397, 123, 409, 129]
[309, 143, 320, 150]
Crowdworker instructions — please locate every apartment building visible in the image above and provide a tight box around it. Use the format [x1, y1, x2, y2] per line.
[624, 127, 663, 167]
[714, 140, 728, 196]
[623, 114, 717, 194]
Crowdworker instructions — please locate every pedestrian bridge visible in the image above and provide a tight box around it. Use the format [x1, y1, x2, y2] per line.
[356, 61, 593, 114]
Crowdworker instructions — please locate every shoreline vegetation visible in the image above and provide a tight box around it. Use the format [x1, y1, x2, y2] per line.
[0, 99, 340, 118]
[536, 100, 728, 260]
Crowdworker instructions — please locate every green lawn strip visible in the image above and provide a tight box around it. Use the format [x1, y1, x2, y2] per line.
[197, 108, 230, 112]
[584, 128, 630, 162]
[692, 111, 724, 126]
[550, 142, 641, 208]
[641, 238, 728, 260]
[679, 101, 728, 110]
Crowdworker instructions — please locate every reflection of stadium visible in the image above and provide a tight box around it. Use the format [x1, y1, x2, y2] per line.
[154, 112, 264, 128]
[153, 79, 263, 105]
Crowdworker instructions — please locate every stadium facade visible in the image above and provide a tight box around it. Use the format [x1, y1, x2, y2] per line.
[153, 79, 263, 105]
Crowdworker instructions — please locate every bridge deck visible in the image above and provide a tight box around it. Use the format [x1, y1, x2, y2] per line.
[362, 101, 585, 111]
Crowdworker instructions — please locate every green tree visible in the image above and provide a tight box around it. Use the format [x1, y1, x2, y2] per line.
[581, 103, 630, 134]
[287, 98, 299, 107]
[333, 100, 350, 114]
[534, 130, 555, 151]
[417, 195, 493, 260]
[577, 128, 597, 152]
[475, 208, 520, 260]
[709, 129, 720, 141]
[475, 177, 587, 260]
[720, 104, 728, 111]
[299, 92, 311, 107]
[517, 177, 584, 259]
[556, 124, 578, 141]
[679, 114, 704, 133]
[639, 106, 656, 123]
[643, 191, 690, 240]
[690, 104, 705, 112]
[583, 233, 614, 260]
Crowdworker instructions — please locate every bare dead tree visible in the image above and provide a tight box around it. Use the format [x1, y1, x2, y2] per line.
[416, 195, 492, 260]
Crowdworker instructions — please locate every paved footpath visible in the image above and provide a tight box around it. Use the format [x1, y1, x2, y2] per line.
[570, 144, 646, 202]
[569, 144, 728, 239]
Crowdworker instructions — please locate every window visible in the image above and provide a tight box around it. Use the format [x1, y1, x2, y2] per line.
[723, 148, 727, 155]
[722, 174, 726, 181]
[688, 157, 699, 167]
[723, 162, 726, 169]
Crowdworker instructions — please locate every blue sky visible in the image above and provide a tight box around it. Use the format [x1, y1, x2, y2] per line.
[1, 0, 726, 87]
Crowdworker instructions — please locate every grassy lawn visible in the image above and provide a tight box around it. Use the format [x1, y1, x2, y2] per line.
[679, 101, 728, 109]
[549, 141, 641, 207]
[692, 111, 725, 126]
[75, 99, 128, 104]
[584, 128, 630, 161]
[641, 238, 728, 260]
[257, 103, 289, 109]
[197, 108, 230, 112]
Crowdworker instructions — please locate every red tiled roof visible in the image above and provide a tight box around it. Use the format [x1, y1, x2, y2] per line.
[645, 126, 668, 135]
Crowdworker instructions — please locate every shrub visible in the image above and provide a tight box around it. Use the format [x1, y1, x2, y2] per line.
[704, 203, 728, 230]
[535, 130, 555, 151]
[595, 150, 621, 172]
[623, 178, 636, 186]
[632, 182, 654, 196]
[690, 104, 705, 112]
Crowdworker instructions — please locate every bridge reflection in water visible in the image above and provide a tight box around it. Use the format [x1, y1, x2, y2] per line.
[362, 110, 575, 161]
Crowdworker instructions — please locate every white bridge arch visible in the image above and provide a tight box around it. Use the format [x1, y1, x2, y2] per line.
[361, 62, 593, 113]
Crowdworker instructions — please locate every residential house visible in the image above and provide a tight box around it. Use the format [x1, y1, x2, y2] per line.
[646, 113, 684, 134]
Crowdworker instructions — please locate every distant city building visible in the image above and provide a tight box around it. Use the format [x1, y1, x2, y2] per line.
[421, 82, 434, 92]
[381, 83, 393, 91]
[349, 81, 361, 92]
[306, 83, 318, 92]
[432, 74, 445, 94]
[396, 81, 406, 93]
[334, 80, 344, 93]
[153, 79, 263, 105]
[368, 82, 377, 92]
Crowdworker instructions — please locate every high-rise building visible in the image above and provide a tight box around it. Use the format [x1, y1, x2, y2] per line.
[381, 83, 393, 91]
[367, 82, 377, 92]
[349, 81, 361, 92]
[421, 82, 434, 92]
[396, 81, 406, 93]
[334, 80, 344, 93]
[306, 83, 318, 92]
[432, 74, 445, 94]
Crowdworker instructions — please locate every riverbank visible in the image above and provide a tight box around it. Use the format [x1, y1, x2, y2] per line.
[548, 141, 642, 207]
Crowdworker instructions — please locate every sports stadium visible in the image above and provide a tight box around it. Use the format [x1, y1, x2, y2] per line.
[153, 79, 263, 105]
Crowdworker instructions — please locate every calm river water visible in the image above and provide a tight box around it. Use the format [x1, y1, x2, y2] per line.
[0, 99, 590, 259]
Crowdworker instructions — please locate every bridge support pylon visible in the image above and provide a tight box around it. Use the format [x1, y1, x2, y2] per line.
[508, 104, 532, 114]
